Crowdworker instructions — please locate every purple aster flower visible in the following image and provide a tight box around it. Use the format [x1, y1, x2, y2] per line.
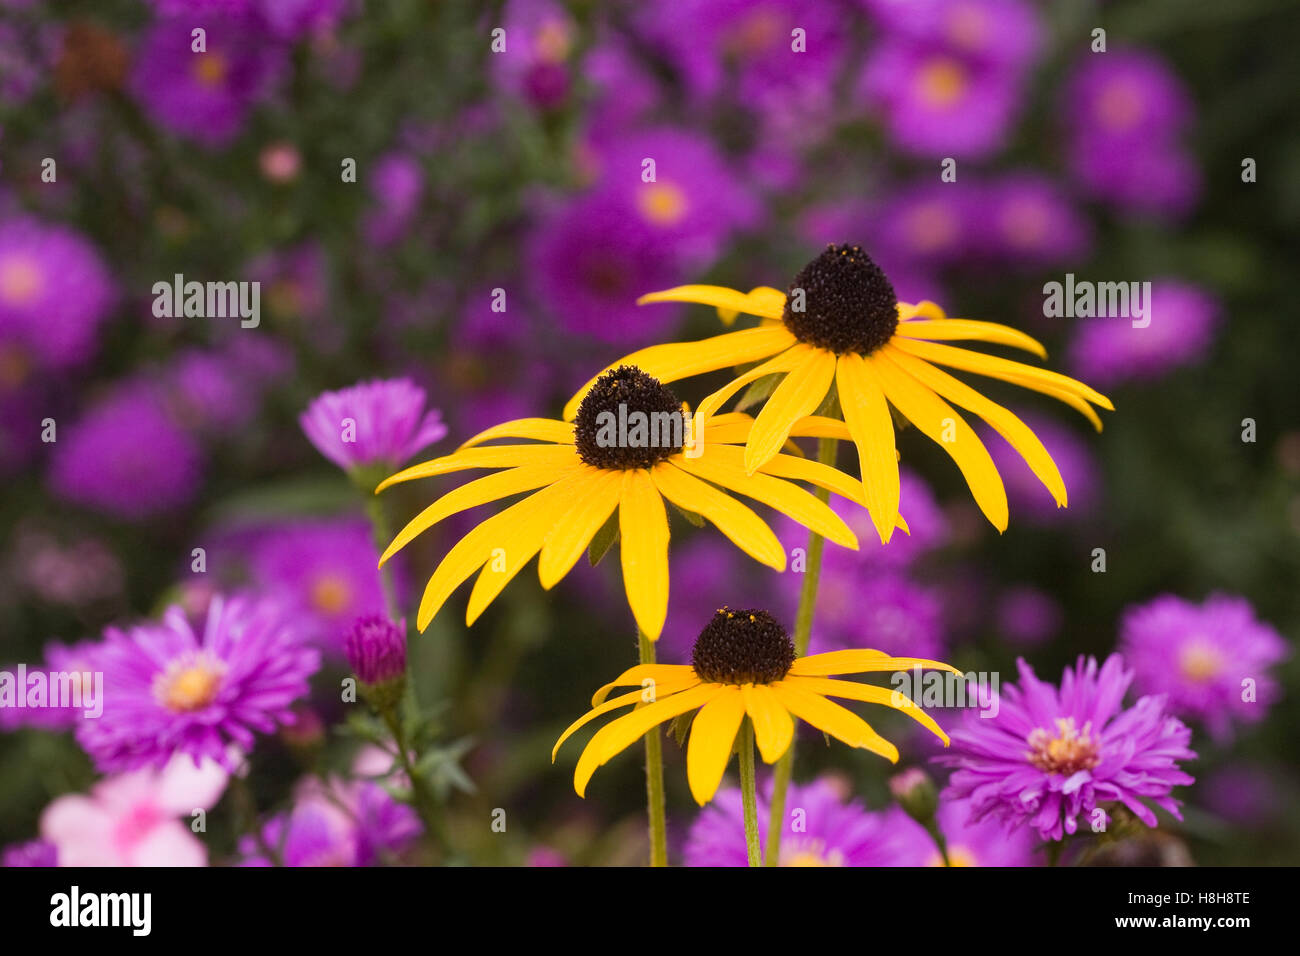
[1198, 762, 1282, 826]
[248, 242, 329, 323]
[490, 0, 576, 110]
[1067, 279, 1218, 386]
[937, 655, 1197, 841]
[869, 180, 981, 268]
[996, 585, 1063, 646]
[158, 348, 262, 436]
[76, 596, 320, 772]
[1062, 49, 1200, 217]
[685, 778, 933, 866]
[585, 127, 761, 264]
[130, 15, 286, 147]
[934, 797, 1037, 866]
[632, 0, 846, 137]
[0, 638, 101, 732]
[527, 191, 687, 345]
[778, 567, 945, 659]
[363, 152, 424, 246]
[255, 0, 348, 42]
[238, 800, 357, 867]
[0, 217, 114, 372]
[300, 377, 446, 473]
[238, 747, 420, 865]
[344, 615, 407, 685]
[865, 0, 1043, 71]
[977, 173, 1092, 265]
[246, 518, 390, 652]
[859, 37, 1023, 158]
[984, 411, 1100, 524]
[1119, 594, 1289, 740]
[48, 382, 204, 520]
[583, 33, 662, 136]
[2, 839, 57, 867]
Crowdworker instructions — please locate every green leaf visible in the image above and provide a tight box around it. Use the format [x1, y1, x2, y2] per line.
[734, 373, 782, 413]
[670, 500, 706, 528]
[669, 712, 696, 748]
[588, 510, 620, 566]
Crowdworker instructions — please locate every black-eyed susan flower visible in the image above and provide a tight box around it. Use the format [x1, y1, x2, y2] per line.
[553, 607, 958, 805]
[563, 244, 1113, 544]
[377, 367, 901, 639]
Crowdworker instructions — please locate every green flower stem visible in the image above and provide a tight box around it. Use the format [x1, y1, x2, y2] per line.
[379, 704, 449, 855]
[363, 491, 401, 623]
[638, 629, 669, 867]
[739, 717, 761, 867]
[764, 436, 838, 867]
[926, 821, 952, 867]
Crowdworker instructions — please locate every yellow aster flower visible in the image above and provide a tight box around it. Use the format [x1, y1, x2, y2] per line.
[377, 366, 904, 639]
[554, 607, 958, 805]
[563, 243, 1113, 544]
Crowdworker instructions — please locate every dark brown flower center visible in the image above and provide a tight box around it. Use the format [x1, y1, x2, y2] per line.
[573, 366, 686, 469]
[691, 607, 795, 685]
[783, 244, 899, 354]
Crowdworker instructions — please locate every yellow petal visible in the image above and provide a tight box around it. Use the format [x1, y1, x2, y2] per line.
[744, 347, 837, 473]
[618, 469, 670, 640]
[636, 284, 786, 319]
[885, 344, 1067, 508]
[835, 352, 900, 544]
[591, 663, 698, 706]
[742, 683, 795, 763]
[891, 338, 1113, 411]
[537, 469, 625, 588]
[692, 345, 809, 429]
[770, 682, 898, 762]
[380, 462, 581, 566]
[652, 462, 786, 570]
[786, 415, 854, 441]
[686, 687, 747, 805]
[553, 680, 700, 761]
[676, 450, 858, 550]
[458, 418, 575, 449]
[464, 471, 595, 624]
[573, 684, 720, 797]
[789, 649, 964, 677]
[377, 444, 577, 492]
[561, 325, 796, 421]
[895, 319, 1047, 359]
[870, 350, 1008, 532]
[783, 676, 949, 746]
[414, 479, 572, 630]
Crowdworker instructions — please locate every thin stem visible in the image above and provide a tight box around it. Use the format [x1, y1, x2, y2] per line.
[638, 630, 669, 867]
[364, 493, 401, 622]
[739, 718, 760, 867]
[380, 706, 449, 855]
[926, 822, 952, 867]
[764, 436, 838, 866]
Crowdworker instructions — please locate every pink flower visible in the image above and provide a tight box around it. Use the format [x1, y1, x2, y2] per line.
[40, 753, 229, 866]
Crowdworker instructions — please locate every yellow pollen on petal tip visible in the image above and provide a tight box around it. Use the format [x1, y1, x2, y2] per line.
[1096, 81, 1143, 131]
[1178, 640, 1223, 683]
[637, 181, 689, 227]
[154, 653, 226, 713]
[916, 57, 968, 108]
[0, 256, 43, 306]
[311, 573, 353, 615]
[1026, 717, 1100, 775]
[193, 52, 228, 87]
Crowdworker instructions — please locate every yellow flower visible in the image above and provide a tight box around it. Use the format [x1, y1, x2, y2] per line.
[563, 244, 1113, 544]
[377, 367, 901, 638]
[554, 607, 958, 805]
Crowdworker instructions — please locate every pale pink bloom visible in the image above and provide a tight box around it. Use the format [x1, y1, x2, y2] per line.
[40, 753, 229, 866]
